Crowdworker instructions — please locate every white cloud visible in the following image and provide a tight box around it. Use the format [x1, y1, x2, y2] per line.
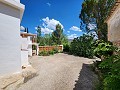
[88, 31, 98, 39]
[42, 17, 63, 30]
[20, 26, 25, 30]
[41, 28, 53, 34]
[68, 34, 78, 39]
[87, 23, 96, 30]
[46, 3, 51, 7]
[35, 27, 37, 30]
[70, 26, 82, 32]
[67, 31, 70, 33]
[40, 17, 64, 34]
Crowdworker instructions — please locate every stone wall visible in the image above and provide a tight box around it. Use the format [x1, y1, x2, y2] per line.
[107, 4, 120, 46]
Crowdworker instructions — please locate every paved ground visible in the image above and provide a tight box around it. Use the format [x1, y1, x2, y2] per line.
[17, 53, 98, 90]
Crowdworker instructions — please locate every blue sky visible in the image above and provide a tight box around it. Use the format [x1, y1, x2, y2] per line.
[20, 0, 85, 39]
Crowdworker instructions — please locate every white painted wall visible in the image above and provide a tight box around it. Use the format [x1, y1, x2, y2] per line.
[21, 37, 29, 66]
[28, 44, 32, 56]
[28, 37, 32, 56]
[15, 0, 20, 3]
[21, 51, 29, 66]
[0, 2, 21, 75]
[21, 37, 28, 49]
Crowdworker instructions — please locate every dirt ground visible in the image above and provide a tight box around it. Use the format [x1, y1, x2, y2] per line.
[17, 53, 98, 90]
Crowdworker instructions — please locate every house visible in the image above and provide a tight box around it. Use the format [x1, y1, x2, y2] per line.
[0, 0, 25, 75]
[105, 0, 120, 47]
[0, 1, 37, 89]
[20, 32, 38, 59]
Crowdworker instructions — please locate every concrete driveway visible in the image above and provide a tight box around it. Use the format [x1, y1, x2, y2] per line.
[17, 53, 98, 90]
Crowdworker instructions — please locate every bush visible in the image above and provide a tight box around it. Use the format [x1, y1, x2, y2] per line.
[53, 47, 58, 53]
[69, 34, 94, 58]
[39, 51, 49, 56]
[63, 43, 70, 52]
[94, 40, 115, 59]
[48, 50, 54, 55]
[98, 54, 120, 90]
[94, 45, 120, 90]
[38, 50, 56, 56]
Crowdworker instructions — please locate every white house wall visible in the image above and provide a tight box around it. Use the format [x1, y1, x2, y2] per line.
[0, 0, 25, 20]
[21, 37, 28, 49]
[28, 37, 32, 56]
[28, 44, 32, 56]
[21, 37, 29, 66]
[0, 2, 21, 75]
[21, 51, 29, 66]
[15, 0, 20, 3]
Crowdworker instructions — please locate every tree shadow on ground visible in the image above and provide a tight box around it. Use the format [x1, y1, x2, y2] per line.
[73, 63, 98, 90]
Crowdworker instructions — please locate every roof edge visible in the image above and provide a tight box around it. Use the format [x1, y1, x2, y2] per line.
[0, 0, 25, 20]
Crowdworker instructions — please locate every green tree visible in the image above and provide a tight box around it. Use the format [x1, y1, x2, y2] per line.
[61, 34, 68, 44]
[52, 24, 63, 45]
[80, 0, 115, 41]
[44, 34, 53, 46]
[36, 26, 41, 43]
[70, 34, 95, 58]
[38, 34, 54, 46]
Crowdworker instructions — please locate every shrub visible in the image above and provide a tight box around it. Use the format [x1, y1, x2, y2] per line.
[63, 43, 70, 52]
[39, 51, 49, 56]
[38, 50, 56, 56]
[48, 50, 54, 55]
[94, 40, 115, 59]
[98, 54, 120, 90]
[69, 34, 94, 58]
[53, 47, 58, 53]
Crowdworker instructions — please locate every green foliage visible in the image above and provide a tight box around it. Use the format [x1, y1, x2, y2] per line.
[38, 50, 56, 56]
[52, 24, 64, 45]
[63, 43, 70, 52]
[93, 41, 120, 90]
[48, 50, 54, 55]
[94, 40, 115, 58]
[98, 54, 120, 90]
[38, 34, 53, 46]
[39, 51, 49, 56]
[61, 34, 69, 45]
[53, 47, 58, 53]
[32, 45, 37, 50]
[80, 0, 115, 41]
[70, 34, 94, 58]
[36, 26, 41, 43]
[80, 1, 120, 85]
[36, 24, 68, 46]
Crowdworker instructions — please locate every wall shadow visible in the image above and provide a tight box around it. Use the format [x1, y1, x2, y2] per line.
[73, 63, 98, 90]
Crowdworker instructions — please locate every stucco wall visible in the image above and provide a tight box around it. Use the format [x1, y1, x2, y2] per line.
[21, 37, 29, 66]
[108, 4, 120, 42]
[21, 37, 28, 49]
[0, 2, 21, 75]
[21, 51, 29, 66]
[28, 37, 32, 56]
[15, 0, 20, 2]
[28, 44, 32, 56]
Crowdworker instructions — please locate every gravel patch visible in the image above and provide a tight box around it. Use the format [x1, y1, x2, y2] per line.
[17, 53, 98, 90]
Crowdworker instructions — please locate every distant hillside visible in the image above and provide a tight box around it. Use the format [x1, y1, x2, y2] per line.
[68, 39, 73, 42]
